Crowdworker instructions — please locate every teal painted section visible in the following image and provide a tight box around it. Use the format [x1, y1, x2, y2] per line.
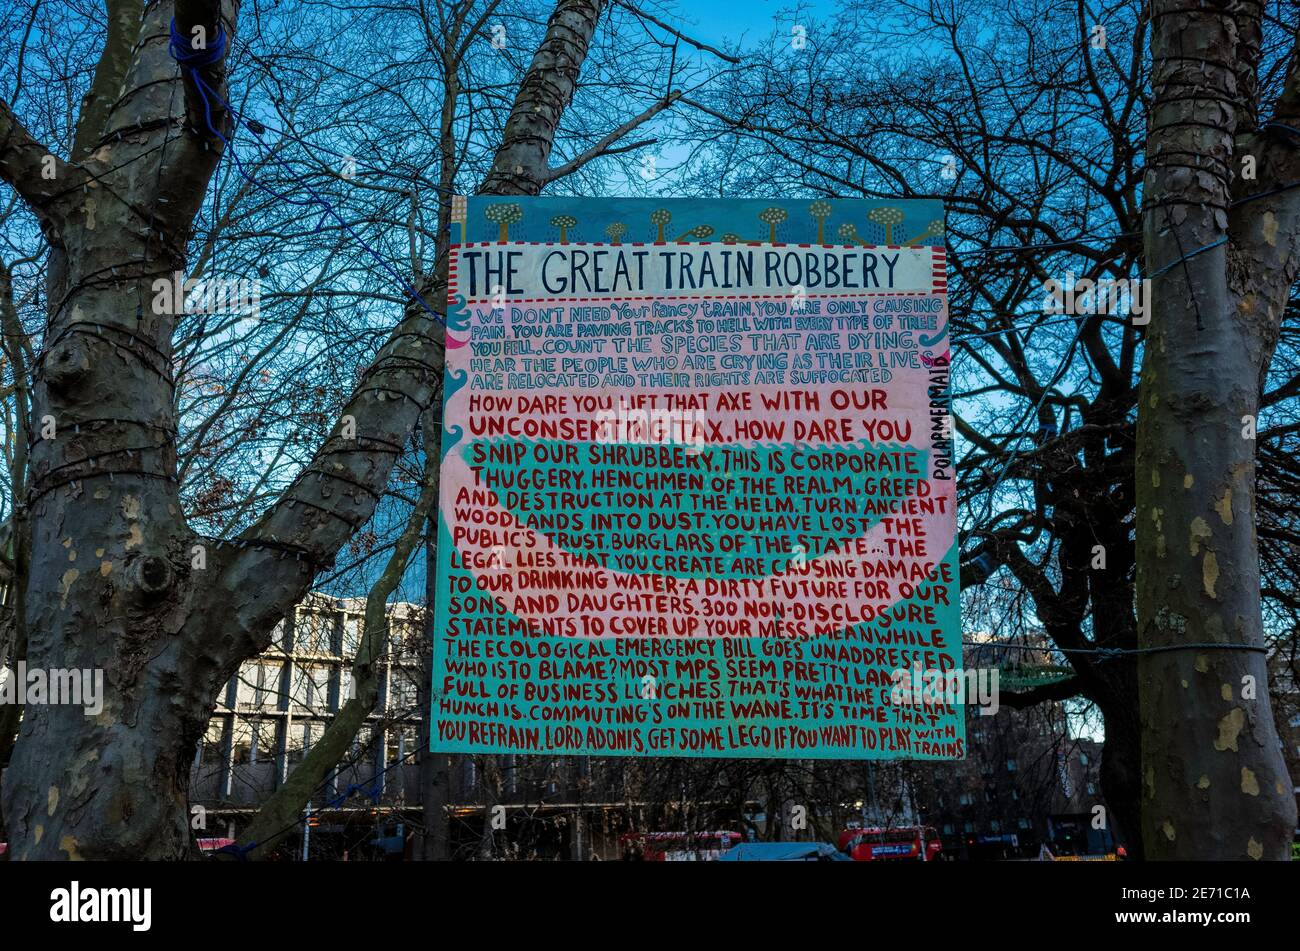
[461, 437, 927, 575]
[430, 522, 961, 759]
[459, 197, 945, 248]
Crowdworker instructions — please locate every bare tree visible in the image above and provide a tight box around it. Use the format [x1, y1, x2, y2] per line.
[0, 0, 609, 860]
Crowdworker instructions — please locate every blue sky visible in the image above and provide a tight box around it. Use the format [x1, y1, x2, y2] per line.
[678, 0, 841, 47]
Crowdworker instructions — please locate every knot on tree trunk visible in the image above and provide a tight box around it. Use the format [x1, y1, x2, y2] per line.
[129, 553, 175, 602]
[44, 338, 92, 391]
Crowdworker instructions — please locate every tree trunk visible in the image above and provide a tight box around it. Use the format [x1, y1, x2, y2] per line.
[1, 0, 237, 861]
[1138, 0, 1298, 860]
[416, 642, 451, 859]
[0, 258, 32, 836]
[1093, 690, 1143, 858]
[0, 0, 607, 860]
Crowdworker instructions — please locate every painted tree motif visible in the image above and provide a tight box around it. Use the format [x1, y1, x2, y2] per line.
[604, 221, 627, 244]
[867, 206, 905, 244]
[451, 193, 469, 244]
[904, 218, 945, 246]
[758, 206, 788, 242]
[675, 224, 714, 241]
[720, 232, 742, 243]
[810, 200, 833, 244]
[650, 208, 672, 242]
[550, 213, 577, 242]
[837, 222, 866, 246]
[485, 202, 524, 242]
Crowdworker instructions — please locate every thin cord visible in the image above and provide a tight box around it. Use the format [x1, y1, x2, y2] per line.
[963, 640, 1267, 661]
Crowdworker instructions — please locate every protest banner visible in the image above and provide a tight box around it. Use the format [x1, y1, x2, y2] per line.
[432, 197, 960, 759]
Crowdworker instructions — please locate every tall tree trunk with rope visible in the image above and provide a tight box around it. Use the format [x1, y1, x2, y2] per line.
[1137, 0, 1297, 860]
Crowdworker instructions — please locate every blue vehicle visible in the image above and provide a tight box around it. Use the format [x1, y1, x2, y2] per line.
[717, 842, 851, 861]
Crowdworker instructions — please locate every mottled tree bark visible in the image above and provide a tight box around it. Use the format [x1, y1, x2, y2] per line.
[1138, 0, 1298, 859]
[0, 257, 32, 837]
[0, 0, 242, 861]
[478, 0, 606, 197]
[0, 0, 606, 859]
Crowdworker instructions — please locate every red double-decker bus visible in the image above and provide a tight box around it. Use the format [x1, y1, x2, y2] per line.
[838, 826, 942, 861]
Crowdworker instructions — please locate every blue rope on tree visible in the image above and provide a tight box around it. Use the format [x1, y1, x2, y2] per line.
[168, 18, 228, 69]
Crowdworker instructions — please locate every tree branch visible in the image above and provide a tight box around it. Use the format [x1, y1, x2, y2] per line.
[479, 0, 608, 195]
[234, 468, 438, 860]
[545, 91, 679, 183]
[612, 0, 741, 63]
[996, 675, 1083, 710]
[0, 97, 77, 228]
[210, 0, 608, 664]
[72, 0, 145, 161]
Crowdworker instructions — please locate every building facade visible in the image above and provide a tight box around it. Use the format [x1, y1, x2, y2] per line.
[190, 593, 424, 851]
